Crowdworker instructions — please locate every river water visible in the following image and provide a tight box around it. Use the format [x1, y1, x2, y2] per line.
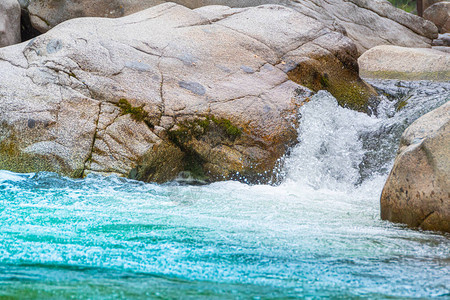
[0, 80, 449, 299]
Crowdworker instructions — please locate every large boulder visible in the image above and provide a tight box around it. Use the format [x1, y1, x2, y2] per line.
[381, 102, 450, 233]
[424, 1, 450, 33]
[421, 0, 445, 15]
[23, 0, 437, 55]
[0, 0, 21, 47]
[26, 0, 167, 33]
[285, 0, 438, 55]
[358, 45, 450, 81]
[0, 4, 375, 183]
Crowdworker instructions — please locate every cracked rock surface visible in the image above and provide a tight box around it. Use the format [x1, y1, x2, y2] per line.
[381, 101, 450, 233]
[23, 0, 438, 55]
[0, 3, 375, 183]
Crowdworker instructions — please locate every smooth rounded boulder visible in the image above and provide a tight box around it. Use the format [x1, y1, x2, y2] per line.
[0, 4, 375, 183]
[424, 1, 450, 33]
[358, 45, 450, 81]
[381, 102, 450, 233]
[0, 0, 21, 48]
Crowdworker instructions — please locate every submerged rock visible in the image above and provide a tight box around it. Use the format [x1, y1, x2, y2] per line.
[0, 0, 21, 47]
[381, 102, 450, 233]
[23, 0, 437, 55]
[358, 45, 450, 81]
[0, 4, 375, 183]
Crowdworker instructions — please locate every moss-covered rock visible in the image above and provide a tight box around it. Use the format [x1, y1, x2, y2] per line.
[0, 136, 76, 176]
[166, 116, 249, 181]
[287, 50, 377, 113]
[129, 142, 185, 183]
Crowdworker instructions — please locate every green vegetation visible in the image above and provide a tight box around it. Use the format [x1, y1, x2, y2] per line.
[168, 116, 242, 147]
[117, 99, 148, 122]
[0, 138, 77, 177]
[167, 116, 243, 181]
[210, 116, 242, 138]
[287, 62, 377, 113]
[388, 0, 416, 13]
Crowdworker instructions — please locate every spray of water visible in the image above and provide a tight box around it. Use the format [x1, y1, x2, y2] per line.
[282, 80, 449, 193]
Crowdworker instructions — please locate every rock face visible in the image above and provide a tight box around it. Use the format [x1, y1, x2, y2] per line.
[0, 0, 21, 48]
[0, 4, 375, 183]
[284, 0, 437, 54]
[23, 0, 437, 54]
[358, 45, 450, 80]
[424, 1, 450, 33]
[26, 0, 167, 33]
[422, 0, 445, 14]
[381, 102, 450, 233]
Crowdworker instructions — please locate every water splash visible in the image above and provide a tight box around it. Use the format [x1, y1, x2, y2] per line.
[283, 80, 450, 191]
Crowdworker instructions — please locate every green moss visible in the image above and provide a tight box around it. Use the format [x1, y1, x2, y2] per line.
[210, 116, 242, 138]
[396, 100, 408, 111]
[166, 116, 243, 181]
[168, 116, 242, 146]
[319, 73, 330, 88]
[328, 79, 375, 112]
[287, 59, 377, 113]
[0, 139, 74, 176]
[117, 99, 148, 122]
[168, 125, 191, 146]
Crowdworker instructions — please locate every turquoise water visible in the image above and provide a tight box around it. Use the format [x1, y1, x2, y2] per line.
[0, 81, 449, 299]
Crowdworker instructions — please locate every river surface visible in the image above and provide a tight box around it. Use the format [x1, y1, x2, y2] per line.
[0, 80, 449, 299]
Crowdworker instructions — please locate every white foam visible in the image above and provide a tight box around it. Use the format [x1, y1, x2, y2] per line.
[0, 170, 32, 182]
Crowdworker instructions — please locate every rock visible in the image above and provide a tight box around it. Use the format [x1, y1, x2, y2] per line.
[432, 33, 450, 45]
[358, 45, 450, 81]
[381, 102, 450, 233]
[0, 4, 375, 183]
[0, 0, 21, 47]
[26, 0, 168, 33]
[424, 1, 450, 33]
[23, 0, 437, 55]
[422, 0, 445, 15]
[285, 0, 438, 55]
[433, 45, 450, 52]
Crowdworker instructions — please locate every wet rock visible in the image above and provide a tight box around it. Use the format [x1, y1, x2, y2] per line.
[424, 1, 450, 33]
[381, 101, 450, 233]
[0, 4, 375, 183]
[358, 45, 450, 81]
[0, 0, 21, 47]
[432, 33, 450, 46]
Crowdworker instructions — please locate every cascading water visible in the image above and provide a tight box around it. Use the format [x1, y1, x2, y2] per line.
[0, 80, 449, 298]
